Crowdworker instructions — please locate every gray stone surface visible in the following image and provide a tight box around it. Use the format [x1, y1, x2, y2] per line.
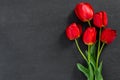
[0, 0, 119, 80]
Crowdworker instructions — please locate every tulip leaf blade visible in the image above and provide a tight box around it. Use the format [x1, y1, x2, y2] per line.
[77, 63, 89, 78]
[95, 61, 103, 80]
[98, 61, 103, 73]
[90, 55, 96, 70]
[88, 63, 94, 80]
[90, 44, 96, 59]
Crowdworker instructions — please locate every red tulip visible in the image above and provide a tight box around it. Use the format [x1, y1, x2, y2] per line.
[66, 23, 82, 40]
[93, 11, 108, 28]
[75, 2, 94, 22]
[83, 27, 97, 45]
[100, 28, 117, 44]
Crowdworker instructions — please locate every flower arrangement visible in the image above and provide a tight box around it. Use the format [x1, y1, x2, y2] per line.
[65, 2, 117, 80]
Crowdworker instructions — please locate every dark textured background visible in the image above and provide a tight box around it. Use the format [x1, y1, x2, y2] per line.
[0, 0, 119, 80]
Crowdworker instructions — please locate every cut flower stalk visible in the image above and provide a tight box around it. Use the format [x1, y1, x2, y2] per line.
[75, 39, 88, 62]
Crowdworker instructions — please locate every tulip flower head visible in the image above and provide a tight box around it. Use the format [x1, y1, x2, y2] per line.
[100, 28, 117, 44]
[75, 2, 94, 22]
[66, 23, 82, 40]
[83, 27, 97, 45]
[93, 11, 108, 28]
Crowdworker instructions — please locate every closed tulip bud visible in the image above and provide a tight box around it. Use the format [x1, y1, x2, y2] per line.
[75, 2, 94, 22]
[83, 27, 97, 45]
[93, 11, 108, 28]
[100, 28, 117, 44]
[66, 23, 82, 40]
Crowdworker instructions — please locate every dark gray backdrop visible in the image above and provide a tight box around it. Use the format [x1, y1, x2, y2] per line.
[0, 0, 119, 80]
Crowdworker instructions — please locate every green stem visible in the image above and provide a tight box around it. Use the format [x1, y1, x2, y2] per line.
[97, 28, 102, 55]
[96, 43, 105, 68]
[96, 28, 102, 68]
[88, 21, 91, 27]
[75, 39, 88, 62]
[88, 45, 91, 63]
[99, 43, 105, 55]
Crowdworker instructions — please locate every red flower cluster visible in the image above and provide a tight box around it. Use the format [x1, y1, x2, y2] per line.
[66, 2, 116, 80]
[65, 2, 117, 80]
[66, 2, 116, 45]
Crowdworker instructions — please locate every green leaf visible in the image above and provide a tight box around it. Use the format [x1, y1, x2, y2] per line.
[95, 61, 103, 80]
[91, 45, 97, 62]
[86, 45, 96, 71]
[90, 44, 96, 56]
[95, 70, 103, 80]
[90, 44, 96, 69]
[98, 61, 103, 73]
[85, 44, 96, 58]
[89, 44, 97, 74]
[85, 49, 96, 73]
[90, 56, 96, 71]
[77, 63, 89, 78]
[88, 63, 94, 80]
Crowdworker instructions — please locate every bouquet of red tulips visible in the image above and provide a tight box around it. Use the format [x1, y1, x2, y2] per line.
[65, 2, 117, 80]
